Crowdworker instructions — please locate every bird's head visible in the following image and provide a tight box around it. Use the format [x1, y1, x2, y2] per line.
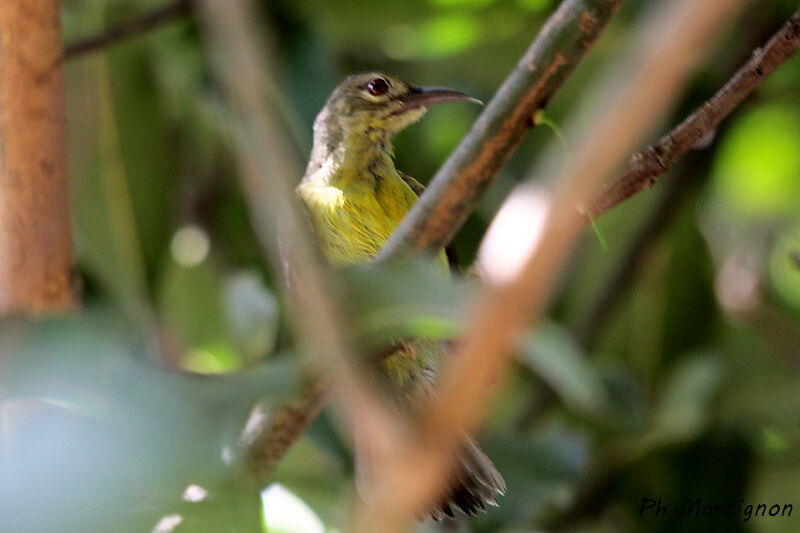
[315, 72, 480, 142]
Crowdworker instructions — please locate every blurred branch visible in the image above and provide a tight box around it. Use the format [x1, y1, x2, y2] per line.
[356, 1, 748, 531]
[377, 0, 624, 260]
[243, 380, 331, 479]
[516, 169, 694, 432]
[590, 7, 800, 218]
[517, 9, 800, 432]
[197, 0, 404, 484]
[63, 0, 193, 60]
[0, 0, 76, 314]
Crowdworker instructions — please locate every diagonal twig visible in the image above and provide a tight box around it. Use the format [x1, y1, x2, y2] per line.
[514, 6, 800, 436]
[64, 0, 193, 61]
[590, 8, 800, 218]
[377, 0, 624, 260]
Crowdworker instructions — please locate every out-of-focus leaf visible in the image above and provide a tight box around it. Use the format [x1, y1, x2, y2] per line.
[596, 365, 651, 434]
[711, 104, 800, 219]
[476, 425, 589, 526]
[224, 271, 280, 363]
[637, 354, 724, 452]
[746, 446, 800, 533]
[718, 328, 800, 429]
[160, 478, 265, 533]
[270, 434, 348, 529]
[158, 256, 241, 373]
[418, 13, 481, 57]
[339, 258, 472, 346]
[0, 312, 299, 533]
[69, 59, 150, 323]
[106, 38, 178, 275]
[768, 224, 800, 311]
[518, 322, 608, 416]
[261, 483, 326, 533]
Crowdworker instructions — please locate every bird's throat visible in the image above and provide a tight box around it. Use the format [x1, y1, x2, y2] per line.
[308, 129, 396, 188]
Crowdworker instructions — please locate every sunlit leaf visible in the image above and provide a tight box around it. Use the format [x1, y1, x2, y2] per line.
[712, 105, 800, 218]
[262, 484, 325, 533]
[224, 271, 280, 363]
[158, 256, 242, 373]
[418, 14, 481, 57]
[768, 224, 800, 311]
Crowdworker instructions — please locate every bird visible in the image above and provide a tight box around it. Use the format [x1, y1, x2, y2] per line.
[296, 72, 506, 521]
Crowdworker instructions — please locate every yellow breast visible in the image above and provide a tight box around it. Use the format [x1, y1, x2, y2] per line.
[297, 170, 418, 265]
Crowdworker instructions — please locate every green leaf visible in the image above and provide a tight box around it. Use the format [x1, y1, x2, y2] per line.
[224, 271, 281, 363]
[517, 322, 608, 416]
[158, 257, 242, 373]
[0, 312, 299, 533]
[637, 354, 724, 452]
[712, 104, 800, 219]
[339, 258, 471, 346]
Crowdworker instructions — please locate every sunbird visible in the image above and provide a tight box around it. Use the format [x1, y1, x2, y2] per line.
[297, 72, 506, 520]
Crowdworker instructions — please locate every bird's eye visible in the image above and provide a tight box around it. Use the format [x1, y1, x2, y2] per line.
[366, 78, 390, 96]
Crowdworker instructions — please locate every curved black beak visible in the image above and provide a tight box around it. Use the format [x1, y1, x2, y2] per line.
[392, 86, 482, 115]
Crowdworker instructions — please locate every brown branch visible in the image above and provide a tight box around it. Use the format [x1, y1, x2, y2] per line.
[356, 1, 749, 530]
[530, 13, 800, 527]
[0, 0, 76, 314]
[63, 0, 193, 61]
[516, 10, 800, 432]
[242, 380, 331, 479]
[377, 0, 624, 260]
[516, 167, 692, 432]
[590, 8, 800, 218]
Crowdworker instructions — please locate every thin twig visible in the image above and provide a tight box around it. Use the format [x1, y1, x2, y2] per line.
[355, 1, 749, 530]
[516, 9, 800, 432]
[590, 8, 800, 218]
[243, 380, 331, 479]
[377, 0, 624, 260]
[64, 0, 193, 61]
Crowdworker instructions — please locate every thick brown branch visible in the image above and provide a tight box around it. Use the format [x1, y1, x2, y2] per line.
[0, 0, 76, 314]
[377, 0, 623, 260]
[590, 8, 800, 217]
[64, 0, 193, 61]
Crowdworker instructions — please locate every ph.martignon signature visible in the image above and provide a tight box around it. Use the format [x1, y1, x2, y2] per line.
[640, 497, 793, 522]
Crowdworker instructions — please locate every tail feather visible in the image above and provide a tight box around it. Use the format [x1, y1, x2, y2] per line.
[428, 437, 506, 521]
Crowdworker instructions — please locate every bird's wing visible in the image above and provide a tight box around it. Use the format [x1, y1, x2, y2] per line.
[399, 173, 427, 197]
[399, 172, 461, 274]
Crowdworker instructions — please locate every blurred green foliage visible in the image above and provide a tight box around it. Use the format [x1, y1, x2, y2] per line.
[1, 1, 799, 532]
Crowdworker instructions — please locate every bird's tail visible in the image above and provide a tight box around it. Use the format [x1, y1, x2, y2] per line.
[428, 437, 506, 521]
